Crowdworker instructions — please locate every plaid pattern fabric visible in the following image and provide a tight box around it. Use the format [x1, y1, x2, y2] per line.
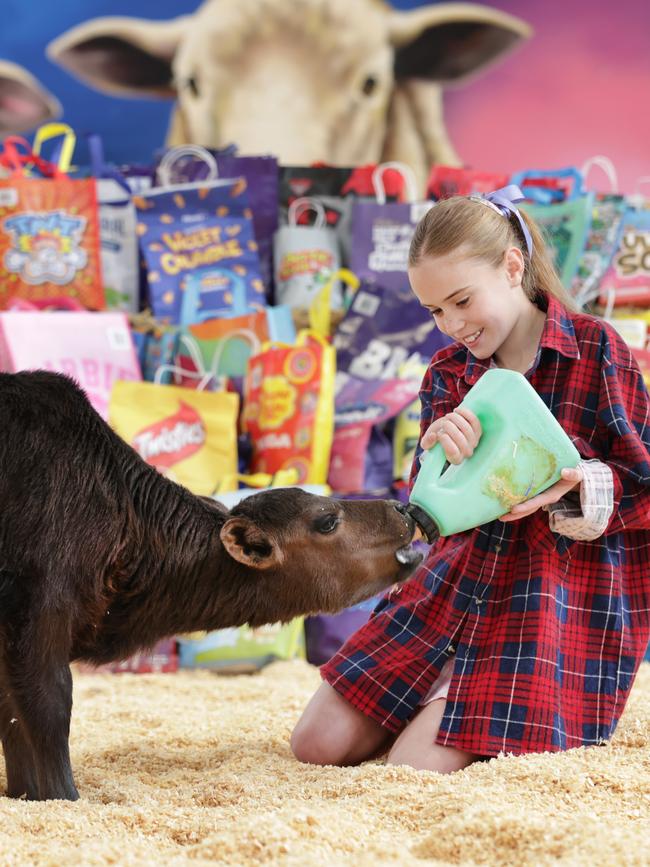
[321, 295, 650, 756]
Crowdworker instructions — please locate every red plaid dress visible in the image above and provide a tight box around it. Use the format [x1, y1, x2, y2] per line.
[321, 295, 650, 756]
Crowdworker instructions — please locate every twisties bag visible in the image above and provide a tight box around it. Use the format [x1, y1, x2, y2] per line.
[109, 381, 239, 495]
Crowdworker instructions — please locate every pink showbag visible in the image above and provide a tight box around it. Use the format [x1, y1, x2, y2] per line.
[0, 311, 141, 419]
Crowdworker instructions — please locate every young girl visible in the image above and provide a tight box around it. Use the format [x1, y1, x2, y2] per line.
[291, 186, 650, 773]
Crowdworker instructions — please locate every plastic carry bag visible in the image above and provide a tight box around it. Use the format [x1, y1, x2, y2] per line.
[0, 310, 141, 419]
[0, 131, 104, 310]
[349, 162, 432, 293]
[273, 197, 341, 309]
[109, 380, 239, 495]
[243, 330, 336, 484]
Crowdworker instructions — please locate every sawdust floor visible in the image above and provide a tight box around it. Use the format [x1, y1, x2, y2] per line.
[1, 660, 649, 867]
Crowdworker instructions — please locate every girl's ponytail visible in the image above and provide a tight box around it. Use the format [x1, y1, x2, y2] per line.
[518, 210, 578, 312]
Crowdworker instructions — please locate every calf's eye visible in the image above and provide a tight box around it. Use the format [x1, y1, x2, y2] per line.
[314, 514, 340, 534]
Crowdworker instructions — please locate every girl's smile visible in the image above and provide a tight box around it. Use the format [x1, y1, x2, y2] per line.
[408, 245, 545, 373]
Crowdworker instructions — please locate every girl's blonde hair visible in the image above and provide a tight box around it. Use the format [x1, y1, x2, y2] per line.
[408, 196, 578, 311]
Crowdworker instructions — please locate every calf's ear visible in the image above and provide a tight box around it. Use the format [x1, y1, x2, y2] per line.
[220, 517, 284, 570]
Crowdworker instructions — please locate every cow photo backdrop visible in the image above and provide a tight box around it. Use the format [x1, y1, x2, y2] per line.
[0, 0, 648, 193]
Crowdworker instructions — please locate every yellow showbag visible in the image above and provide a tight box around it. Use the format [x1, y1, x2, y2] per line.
[109, 381, 239, 495]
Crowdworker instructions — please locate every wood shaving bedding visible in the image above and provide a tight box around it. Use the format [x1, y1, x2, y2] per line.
[0, 661, 648, 866]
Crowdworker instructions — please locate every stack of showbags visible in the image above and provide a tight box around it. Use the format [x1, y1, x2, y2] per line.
[1, 122, 649, 668]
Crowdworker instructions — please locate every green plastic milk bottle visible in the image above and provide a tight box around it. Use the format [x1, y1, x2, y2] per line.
[406, 368, 580, 541]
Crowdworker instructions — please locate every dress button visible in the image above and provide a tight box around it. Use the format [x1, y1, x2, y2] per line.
[447, 644, 455, 653]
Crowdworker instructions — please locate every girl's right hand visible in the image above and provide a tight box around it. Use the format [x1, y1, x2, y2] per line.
[420, 407, 482, 465]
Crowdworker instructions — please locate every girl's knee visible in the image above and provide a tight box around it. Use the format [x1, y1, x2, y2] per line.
[386, 740, 479, 773]
[290, 718, 342, 766]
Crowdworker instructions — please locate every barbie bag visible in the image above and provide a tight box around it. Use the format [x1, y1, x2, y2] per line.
[0, 311, 141, 419]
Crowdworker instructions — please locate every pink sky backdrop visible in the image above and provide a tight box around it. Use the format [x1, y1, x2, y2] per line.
[443, 0, 650, 194]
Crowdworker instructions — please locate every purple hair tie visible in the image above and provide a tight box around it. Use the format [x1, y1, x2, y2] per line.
[471, 184, 534, 257]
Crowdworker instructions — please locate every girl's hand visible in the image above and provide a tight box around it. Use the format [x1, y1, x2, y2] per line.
[420, 407, 482, 465]
[499, 466, 584, 522]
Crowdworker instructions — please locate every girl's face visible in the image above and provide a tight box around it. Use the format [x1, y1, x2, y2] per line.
[408, 246, 528, 360]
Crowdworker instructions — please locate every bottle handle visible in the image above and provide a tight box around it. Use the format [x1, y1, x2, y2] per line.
[418, 442, 449, 480]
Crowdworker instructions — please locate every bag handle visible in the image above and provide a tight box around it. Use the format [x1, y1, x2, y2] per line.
[157, 144, 219, 187]
[372, 161, 418, 205]
[32, 122, 76, 174]
[0, 136, 66, 179]
[580, 155, 619, 193]
[214, 468, 300, 495]
[288, 197, 327, 228]
[626, 176, 650, 209]
[509, 167, 585, 204]
[153, 333, 221, 391]
[163, 329, 262, 388]
[308, 268, 359, 339]
[87, 132, 133, 197]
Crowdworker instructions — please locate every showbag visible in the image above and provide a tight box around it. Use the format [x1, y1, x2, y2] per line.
[134, 177, 266, 325]
[243, 331, 335, 484]
[0, 311, 141, 420]
[0, 136, 104, 310]
[109, 380, 239, 496]
[350, 162, 432, 292]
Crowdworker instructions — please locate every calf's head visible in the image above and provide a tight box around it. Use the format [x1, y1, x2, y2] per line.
[219, 488, 422, 621]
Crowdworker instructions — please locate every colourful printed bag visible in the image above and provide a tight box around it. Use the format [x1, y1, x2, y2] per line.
[521, 195, 594, 289]
[427, 165, 509, 200]
[156, 144, 279, 297]
[598, 207, 650, 308]
[0, 311, 141, 419]
[328, 377, 419, 495]
[109, 380, 239, 495]
[273, 198, 342, 310]
[349, 162, 432, 293]
[0, 135, 104, 310]
[134, 177, 266, 325]
[243, 331, 336, 484]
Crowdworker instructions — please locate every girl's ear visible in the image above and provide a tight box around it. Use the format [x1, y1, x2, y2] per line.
[504, 245, 525, 287]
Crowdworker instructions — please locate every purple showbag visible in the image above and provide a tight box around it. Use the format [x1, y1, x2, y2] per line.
[156, 146, 279, 296]
[304, 593, 383, 666]
[334, 280, 451, 382]
[349, 162, 434, 292]
[328, 377, 419, 494]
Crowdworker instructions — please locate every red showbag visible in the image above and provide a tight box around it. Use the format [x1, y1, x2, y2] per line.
[0, 136, 104, 310]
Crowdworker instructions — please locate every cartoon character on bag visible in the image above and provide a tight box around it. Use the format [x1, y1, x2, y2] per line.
[3, 212, 88, 285]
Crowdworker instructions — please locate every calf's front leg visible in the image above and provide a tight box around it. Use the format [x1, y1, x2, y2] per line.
[0, 687, 39, 799]
[5, 618, 79, 801]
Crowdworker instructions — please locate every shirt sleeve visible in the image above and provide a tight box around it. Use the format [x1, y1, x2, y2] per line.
[408, 364, 461, 493]
[544, 459, 614, 541]
[572, 355, 650, 535]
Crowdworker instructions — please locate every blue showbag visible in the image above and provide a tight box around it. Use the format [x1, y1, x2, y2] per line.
[134, 177, 266, 325]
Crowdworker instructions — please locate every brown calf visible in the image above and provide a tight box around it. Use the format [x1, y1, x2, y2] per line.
[0, 371, 421, 800]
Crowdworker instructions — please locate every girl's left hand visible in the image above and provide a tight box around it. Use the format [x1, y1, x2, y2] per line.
[499, 466, 584, 523]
